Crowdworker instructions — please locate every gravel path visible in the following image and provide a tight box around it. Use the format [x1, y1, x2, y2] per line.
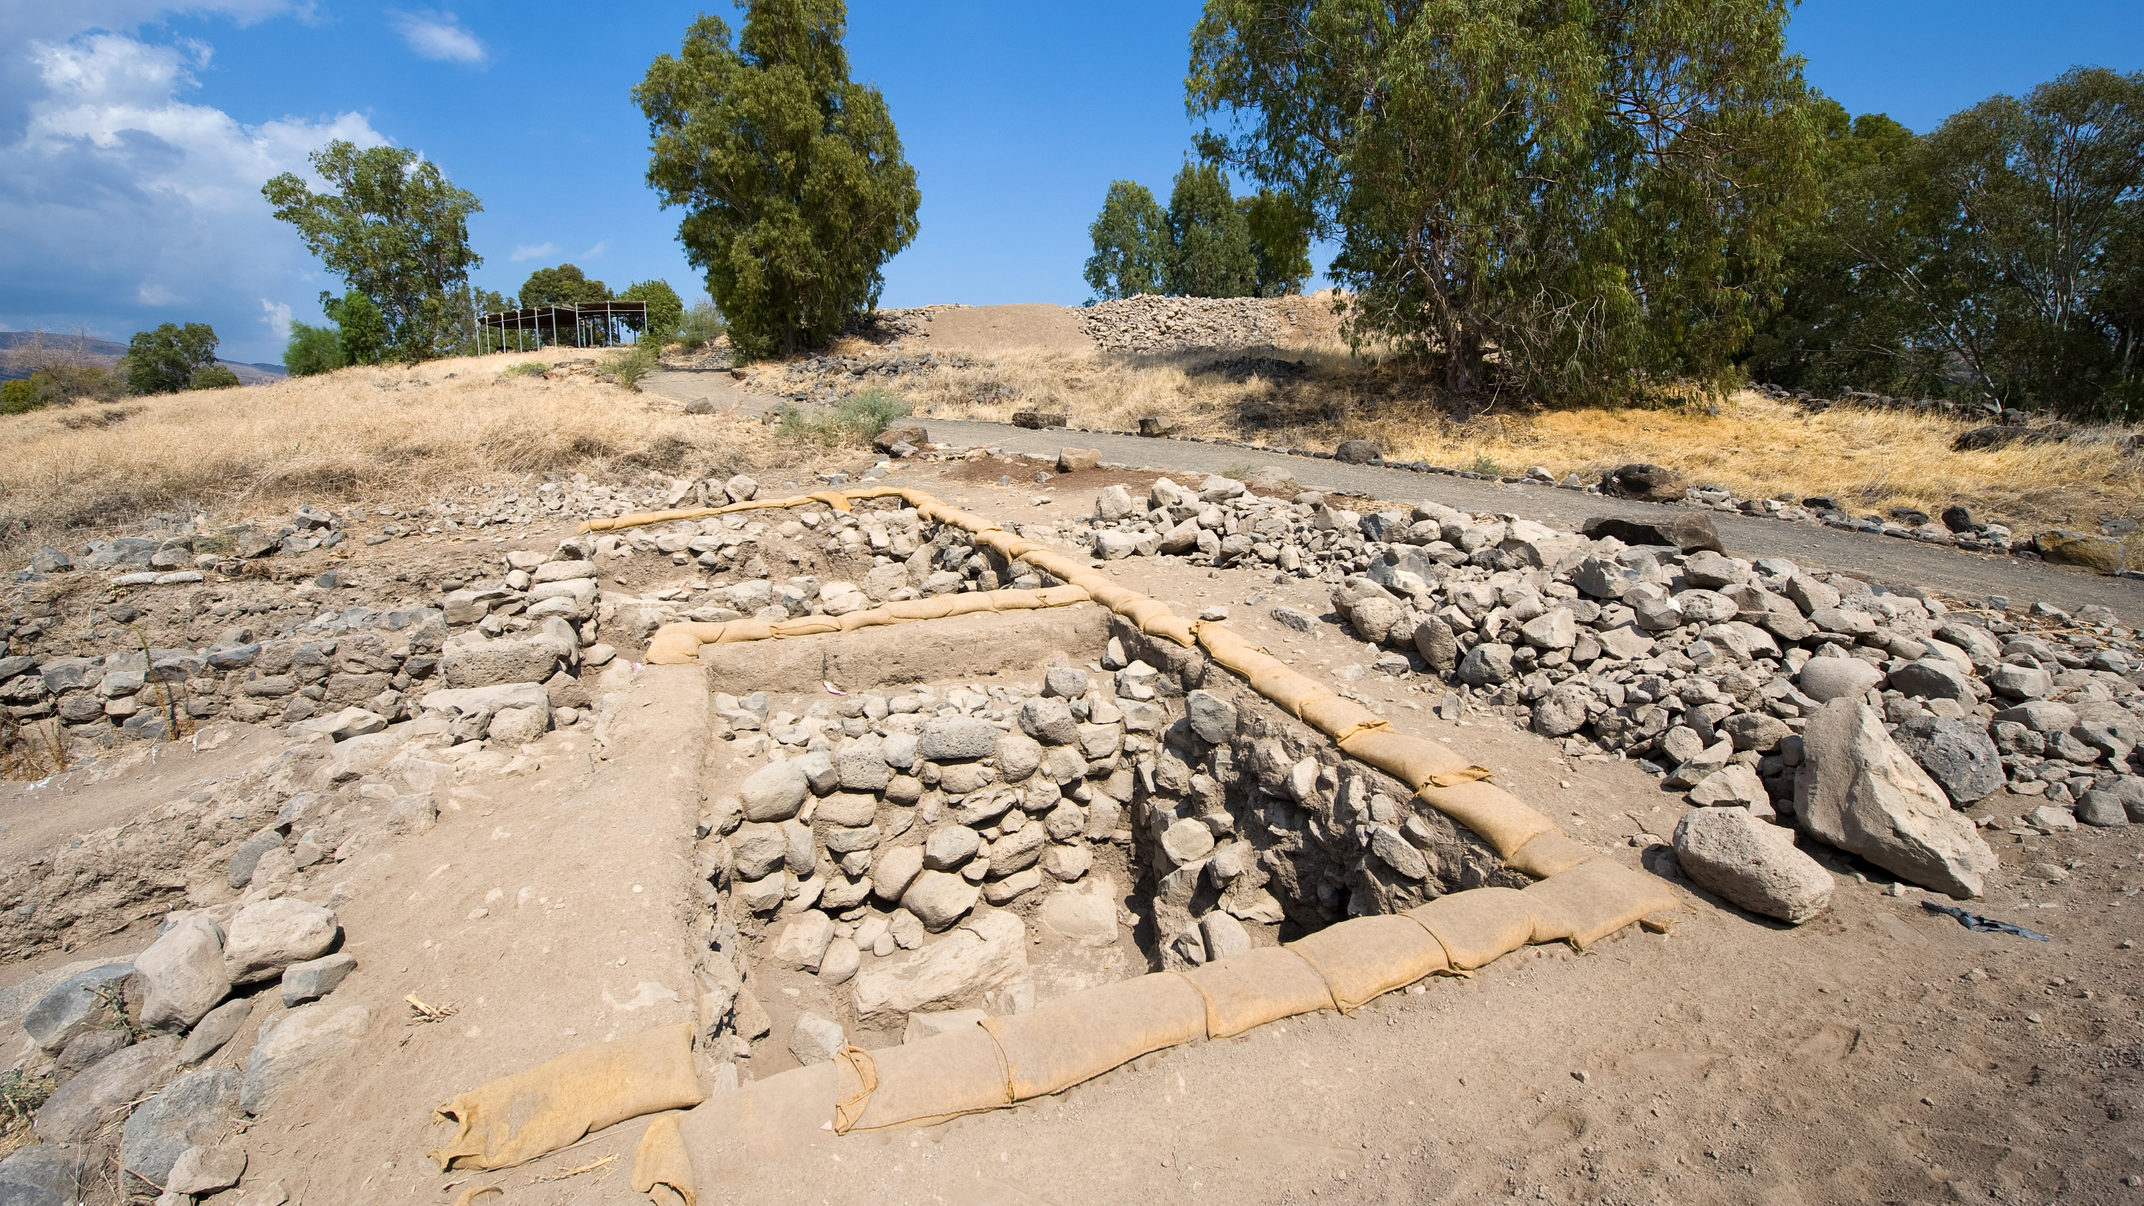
[643, 369, 2142, 621]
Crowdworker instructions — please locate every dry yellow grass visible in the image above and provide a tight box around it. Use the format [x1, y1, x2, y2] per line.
[857, 339, 2141, 534]
[0, 349, 779, 560]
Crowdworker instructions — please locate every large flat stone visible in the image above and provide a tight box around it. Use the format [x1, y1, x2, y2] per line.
[1795, 700, 1998, 898]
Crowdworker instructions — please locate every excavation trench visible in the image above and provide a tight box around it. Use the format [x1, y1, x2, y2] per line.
[434, 487, 1683, 1195]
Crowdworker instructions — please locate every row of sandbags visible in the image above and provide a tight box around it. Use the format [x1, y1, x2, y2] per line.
[613, 486, 1587, 876]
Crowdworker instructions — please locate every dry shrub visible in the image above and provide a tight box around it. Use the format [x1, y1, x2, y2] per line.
[0, 348, 782, 562]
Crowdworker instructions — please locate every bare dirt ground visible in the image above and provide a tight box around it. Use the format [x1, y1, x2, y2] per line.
[2, 339, 2142, 1205]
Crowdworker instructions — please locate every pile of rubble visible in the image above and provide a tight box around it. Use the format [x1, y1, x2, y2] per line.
[1066, 473, 2142, 902]
[1076, 296, 1283, 354]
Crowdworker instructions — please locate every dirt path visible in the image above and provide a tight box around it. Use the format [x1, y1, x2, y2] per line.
[641, 368, 2141, 622]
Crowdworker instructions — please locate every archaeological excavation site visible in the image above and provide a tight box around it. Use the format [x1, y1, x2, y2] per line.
[0, 364, 2140, 1205]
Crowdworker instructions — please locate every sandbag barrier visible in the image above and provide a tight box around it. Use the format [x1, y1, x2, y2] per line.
[660, 855, 1679, 1190]
[598, 485, 1586, 876]
[551, 486, 1686, 1199]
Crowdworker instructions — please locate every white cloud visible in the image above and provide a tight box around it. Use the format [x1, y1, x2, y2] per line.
[510, 241, 558, 263]
[260, 298, 292, 339]
[580, 240, 608, 260]
[393, 11, 485, 64]
[0, 28, 386, 360]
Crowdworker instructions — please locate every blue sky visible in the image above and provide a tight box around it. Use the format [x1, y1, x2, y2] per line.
[2, 1, 2140, 364]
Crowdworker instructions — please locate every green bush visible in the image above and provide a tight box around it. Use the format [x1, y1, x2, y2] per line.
[124, 322, 219, 394]
[284, 321, 345, 377]
[606, 340, 660, 391]
[0, 380, 39, 415]
[189, 364, 243, 390]
[500, 361, 549, 379]
[774, 388, 911, 447]
[678, 301, 727, 351]
[621, 279, 686, 344]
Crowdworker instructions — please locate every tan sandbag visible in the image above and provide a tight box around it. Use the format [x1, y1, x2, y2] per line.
[1297, 695, 1388, 743]
[648, 587, 1094, 665]
[1285, 914, 1451, 1011]
[1180, 947, 1337, 1037]
[772, 616, 841, 637]
[1140, 611, 1197, 647]
[1335, 728, 1475, 788]
[1413, 781, 1555, 858]
[672, 1062, 841, 1184]
[1409, 887, 1539, 971]
[1504, 830, 1595, 879]
[840, 1023, 1013, 1132]
[450, 1188, 502, 1206]
[631, 1114, 696, 1206]
[980, 973, 1208, 1100]
[430, 1022, 707, 1172]
[1517, 857, 1682, 949]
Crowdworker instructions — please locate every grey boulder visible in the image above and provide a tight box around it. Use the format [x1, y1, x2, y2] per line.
[23, 962, 134, 1054]
[119, 1067, 241, 1187]
[1794, 700, 1998, 898]
[1673, 807, 1834, 924]
[1892, 716, 2004, 805]
[223, 899, 339, 986]
[0, 1144, 91, 1206]
[34, 1037, 179, 1144]
[240, 1002, 370, 1114]
[135, 914, 230, 1032]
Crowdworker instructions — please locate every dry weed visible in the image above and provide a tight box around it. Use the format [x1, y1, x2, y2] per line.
[866, 336, 2139, 533]
[0, 349, 783, 562]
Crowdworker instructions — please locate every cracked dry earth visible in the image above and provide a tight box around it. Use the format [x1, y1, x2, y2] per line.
[2, 446, 2141, 1206]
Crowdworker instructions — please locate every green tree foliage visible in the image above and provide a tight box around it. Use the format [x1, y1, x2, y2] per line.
[188, 364, 243, 390]
[519, 263, 611, 308]
[1742, 101, 1926, 395]
[636, 2, 921, 362]
[1750, 68, 2144, 419]
[283, 321, 346, 377]
[123, 322, 220, 395]
[677, 301, 728, 350]
[1190, 0, 1818, 403]
[0, 380, 38, 415]
[1084, 181, 1171, 300]
[1240, 188, 1314, 297]
[620, 279, 686, 342]
[1165, 160, 1258, 299]
[326, 293, 391, 367]
[263, 140, 484, 361]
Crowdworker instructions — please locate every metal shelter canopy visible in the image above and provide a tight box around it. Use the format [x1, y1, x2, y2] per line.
[480, 300, 648, 351]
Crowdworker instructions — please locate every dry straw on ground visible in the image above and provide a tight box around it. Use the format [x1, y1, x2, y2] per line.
[0, 350, 777, 561]
[871, 331, 2140, 535]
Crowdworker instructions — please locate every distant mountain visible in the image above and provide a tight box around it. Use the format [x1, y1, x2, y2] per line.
[0, 331, 286, 386]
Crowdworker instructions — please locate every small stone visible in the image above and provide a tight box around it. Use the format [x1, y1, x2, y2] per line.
[176, 998, 253, 1066]
[1017, 697, 1079, 746]
[1184, 690, 1238, 744]
[789, 1011, 846, 1065]
[164, 1144, 247, 1196]
[1161, 818, 1216, 865]
[924, 826, 980, 870]
[900, 870, 981, 931]
[1199, 912, 1253, 961]
[278, 952, 356, 1007]
[772, 912, 835, 972]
